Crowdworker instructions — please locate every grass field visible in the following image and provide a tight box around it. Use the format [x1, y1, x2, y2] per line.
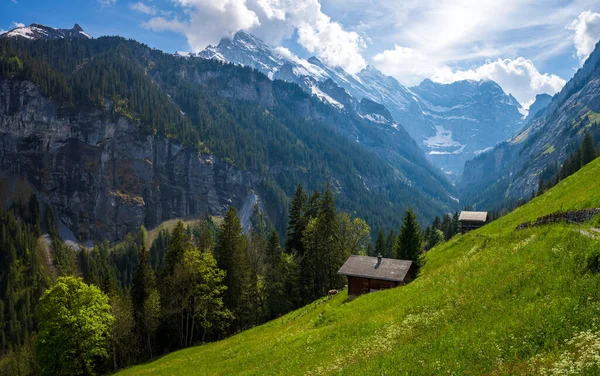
[117, 158, 600, 375]
[144, 216, 222, 249]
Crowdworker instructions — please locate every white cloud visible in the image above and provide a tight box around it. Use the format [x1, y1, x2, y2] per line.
[130, 2, 157, 15]
[143, 17, 186, 33]
[372, 45, 439, 86]
[431, 57, 566, 107]
[11, 22, 25, 28]
[273, 46, 299, 61]
[569, 10, 600, 64]
[142, 0, 366, 73]
[98, 0, 117, 6]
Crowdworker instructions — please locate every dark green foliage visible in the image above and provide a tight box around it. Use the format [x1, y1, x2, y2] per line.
[374, 230, 385, 257]
[264, 230, 287, 319]
[422, 211, 460, 250]
[149, 230, 169, 269]
[535, 131, 598, 198]
[215, 208, 253, 331]
[385, 230, 398, 258]
[581, 131, 596, 166]
[285, 185, 307, 257]
[0, 202, 49, 355]
[396, 209, 422, 262]
[131, 247, 159, 360]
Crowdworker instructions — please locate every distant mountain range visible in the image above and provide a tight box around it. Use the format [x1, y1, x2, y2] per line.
[460, 39, 600, 210]
[191, 31, 534, 176]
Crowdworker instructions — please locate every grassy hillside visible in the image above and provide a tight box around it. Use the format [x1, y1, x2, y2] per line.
[117, 158, 600, 375]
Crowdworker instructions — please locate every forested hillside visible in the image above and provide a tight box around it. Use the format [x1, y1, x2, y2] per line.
[0, 36, 455, 244]
[1, 181, 428, 374]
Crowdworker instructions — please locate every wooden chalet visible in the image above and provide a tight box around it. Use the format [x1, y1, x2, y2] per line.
[459, 211, 488, 233]
[337, 255, 415, 299]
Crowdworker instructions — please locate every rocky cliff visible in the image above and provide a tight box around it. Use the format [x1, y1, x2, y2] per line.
[0, 78, 256, 242]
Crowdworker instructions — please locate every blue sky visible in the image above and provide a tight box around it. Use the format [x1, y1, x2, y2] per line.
[2, 0, 600, 107]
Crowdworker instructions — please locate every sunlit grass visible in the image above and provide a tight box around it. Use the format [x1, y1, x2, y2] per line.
[117, 158, 600, 375]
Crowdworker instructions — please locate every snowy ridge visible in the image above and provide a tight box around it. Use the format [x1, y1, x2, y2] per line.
[194, 30, 528, 176]
[2, 23, 92, 40]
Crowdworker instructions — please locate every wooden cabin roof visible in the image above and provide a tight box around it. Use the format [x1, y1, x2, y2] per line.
[459, 211, 488, 222]
[337, 255, 413, 282]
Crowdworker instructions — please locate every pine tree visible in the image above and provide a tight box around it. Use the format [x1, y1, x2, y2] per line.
[284, 185, 307, 256]
[451, 212, 460, 237]
[537, 174, 545, 196]
[374, 230, 385, 257]
[131, 247, 160, 360]
[215, 207, 252, 331]
[432, 216, 442, 231]
[441, 214, 452, 240]
[164, 221, 189, 273]
[265, 230, 286, 318]
[385, 230, 397, 259]
[396, 209, 422, 263]
[581, 131, 596, 166]
[317, 184, 342, 293]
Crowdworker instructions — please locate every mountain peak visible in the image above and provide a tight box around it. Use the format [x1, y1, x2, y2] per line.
[524, 93, 553, 123]
[2, 23, 92, 40]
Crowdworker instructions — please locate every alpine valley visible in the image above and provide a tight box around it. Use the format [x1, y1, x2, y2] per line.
[3, 10, 600, 376]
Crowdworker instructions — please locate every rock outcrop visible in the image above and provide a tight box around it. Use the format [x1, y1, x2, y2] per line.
[0, 78, 257, 242]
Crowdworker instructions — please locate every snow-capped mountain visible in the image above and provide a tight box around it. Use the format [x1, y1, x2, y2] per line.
[1, 23, 92, 40]
[407, 79, 524, 174]
[195, 31, 527, 177]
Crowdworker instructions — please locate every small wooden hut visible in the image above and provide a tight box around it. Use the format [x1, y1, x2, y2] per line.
[337, 255, 415, 299]
[459, 211, 488, 233]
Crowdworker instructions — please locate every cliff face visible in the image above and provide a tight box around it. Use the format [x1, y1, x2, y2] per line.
[0, 78, 256, 242]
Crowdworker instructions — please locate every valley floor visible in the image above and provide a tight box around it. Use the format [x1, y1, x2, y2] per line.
[117, 158, 600, 375]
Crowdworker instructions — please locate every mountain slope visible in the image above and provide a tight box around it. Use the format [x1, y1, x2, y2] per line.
[0, 35, 455, 242]
[117, 157, 600, 375]
[198, 31, 525, 176]
[460, 40, 600, 210]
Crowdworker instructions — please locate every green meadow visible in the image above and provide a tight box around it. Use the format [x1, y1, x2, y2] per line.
[117, 158, 600, 375]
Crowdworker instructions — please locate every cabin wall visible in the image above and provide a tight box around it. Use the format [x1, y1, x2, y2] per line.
[348, 276, 370, 296]
[460, 220, 485, 233]
[348, 276, 399, 296]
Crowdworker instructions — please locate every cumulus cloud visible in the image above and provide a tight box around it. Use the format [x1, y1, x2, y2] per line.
[569, 10, 600, 64]
[372, 45, 439, 86]
[431, 58, 566, 107]
[130, 2, 157, 15]
[12, 22, 25, 28]
[142, 0, 366, 73]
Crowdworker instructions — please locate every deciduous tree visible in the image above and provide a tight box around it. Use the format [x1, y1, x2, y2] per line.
[35, 276, 114, 376]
